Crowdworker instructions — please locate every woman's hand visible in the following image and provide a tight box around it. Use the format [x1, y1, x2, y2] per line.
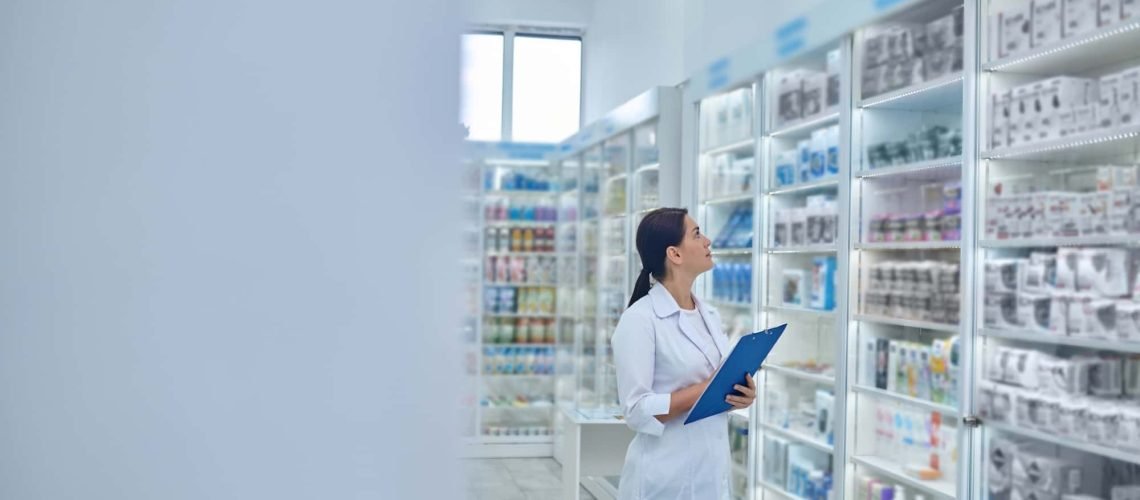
[726, 372, 757, 409]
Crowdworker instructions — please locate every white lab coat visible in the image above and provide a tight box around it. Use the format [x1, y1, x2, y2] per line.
[611, 284, 732, 500]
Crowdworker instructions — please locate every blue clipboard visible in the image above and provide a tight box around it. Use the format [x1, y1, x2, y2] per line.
[684, 323, 787, 425]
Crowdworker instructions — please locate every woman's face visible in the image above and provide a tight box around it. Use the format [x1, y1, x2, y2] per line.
[668, 215, 713, 275]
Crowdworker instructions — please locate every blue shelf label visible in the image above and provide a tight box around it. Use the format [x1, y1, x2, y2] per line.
[874, 0, 906, 10]
[707, 57, 730, 92]
[777, 38, 806, 59]
[493, 142, 558, 160]
[774, 16, 807, 60]
[775, 16, 806, 41]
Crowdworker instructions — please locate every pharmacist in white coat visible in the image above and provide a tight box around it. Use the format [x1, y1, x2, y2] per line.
[611, 208, 757, 500]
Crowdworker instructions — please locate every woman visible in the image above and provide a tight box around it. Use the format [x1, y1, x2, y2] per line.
[611, 207, 757, 500]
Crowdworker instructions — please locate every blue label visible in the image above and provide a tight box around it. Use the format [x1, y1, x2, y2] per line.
[708, 57, 729, 75]
[495, 142, 558, 160]
[775, 16, 806, 42]
[707, 57, 730, 92]
[874, 0, 906, 10]
[777, 37, 805, 59]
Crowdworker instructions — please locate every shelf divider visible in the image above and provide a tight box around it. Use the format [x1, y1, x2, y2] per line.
[852, 384, 959, 417]
[979, 328, 1140, 354]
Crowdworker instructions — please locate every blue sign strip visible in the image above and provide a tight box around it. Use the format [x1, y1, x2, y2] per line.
[774, 16, 807, 61]
[775, 16, 806, 41]
[707, 57, 731, 92]
[874, 0, 906, 10]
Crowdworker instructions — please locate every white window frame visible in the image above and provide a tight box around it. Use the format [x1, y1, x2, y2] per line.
[467, 25, 584, 142]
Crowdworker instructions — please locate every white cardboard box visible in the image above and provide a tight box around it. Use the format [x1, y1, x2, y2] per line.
[1015, 84, 1040, 144]
[802, 72, 827, 119]
[1000, 0, 1034, 58]
[1099, 0, 1122, 27]
[1124, 0, 1139, 21]
[776, 70, 806, 128]
[1074, 103, 1098, 133]
[1099, 72, 1121, 129]
[1119, 66, 1139, 126]
[993, 90, 1012, 149]
[1040, 77, 1095, 140]
[1064, 0, 1100, 35]
[1034, 0, 1064, 46]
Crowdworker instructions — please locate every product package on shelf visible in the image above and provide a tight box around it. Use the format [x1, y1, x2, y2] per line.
[702, 87, 754, 151]
[863, 260, 961, 325]
[778, 256, 838, 312]
[775, 125, 841, 188]
[714, 205, 755, 249]
[713, 262, 753, 306]
[486, 169, 555, 192]
[772, 195, 839, 248]
[989, 68, 1140, 150]
[481, 345, 554, 375]
[484, 255, 558, 285]
[983, 247, 1140, 341]
[866, 124, 963, 170]
[859, 335, 961, 407]
[484, 199, 560, 223]
[483, 286, 556, 315]
[986, 166, 1140, 241]
[705, 154, 755, 200]
[870, 404, 956, 482]
[977, 343, 1140, 454]
[483, 317, 557, 344]
[774, 51, 841, 130]
[484, 226, 558, 253]
[867, 181, 962, 243]
[861, 7, 964, 100]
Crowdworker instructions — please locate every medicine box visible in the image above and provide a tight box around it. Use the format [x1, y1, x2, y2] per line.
[802, 72, 827, 119]
[1125, 0, 1139, 21]
[1100, 0, 1122, 27]
[1100, 72, 1121, 129]
[826, 49, 841, 110]
[999, 0, 1034, 58]
[1040, 77, 1095, 141]
[1034, 0, 1064, 47]
[1064, 0, 1100, 35]
[1120, 66, 1139, 126]
[811, 256, 837, 311]
[777, 70, 806, 127]
[993, 90, 1012, 149]
[776, 150, 797, 187]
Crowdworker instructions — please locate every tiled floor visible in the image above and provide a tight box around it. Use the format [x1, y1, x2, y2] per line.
[465, 458, 597, 500]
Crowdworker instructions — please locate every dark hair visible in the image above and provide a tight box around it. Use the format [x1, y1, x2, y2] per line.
[628, 208, 689, 307]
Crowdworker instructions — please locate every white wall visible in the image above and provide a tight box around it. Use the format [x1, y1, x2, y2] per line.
[580, 0, 828, 124]
[0, 0, 464, 498]
[681, 0, 827, 77]
[467, 0, 591, 27]
[581, 0, 684, 123]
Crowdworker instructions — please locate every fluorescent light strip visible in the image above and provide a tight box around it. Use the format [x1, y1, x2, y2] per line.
[859, 74, 963, 109]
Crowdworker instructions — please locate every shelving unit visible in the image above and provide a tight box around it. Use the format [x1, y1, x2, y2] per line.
[552, 87, 682, 500]
[974, 2, 1140, 499]
[464, 142, 562, 459]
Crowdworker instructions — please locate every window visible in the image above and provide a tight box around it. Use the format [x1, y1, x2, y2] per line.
[460, 30, 582, 143]
[511, 36, 582, 143]
[460, 33, 504, 141]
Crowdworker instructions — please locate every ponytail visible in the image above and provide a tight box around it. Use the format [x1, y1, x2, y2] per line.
[627, 208, 689, 308]
[628, 268, 653, 307]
